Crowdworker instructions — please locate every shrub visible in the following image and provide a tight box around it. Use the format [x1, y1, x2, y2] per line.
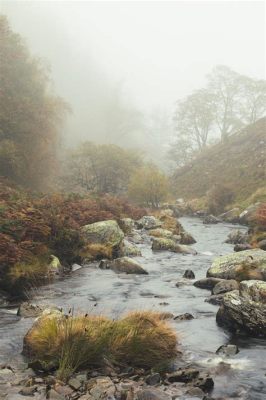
[206, 184, 234, 214]
[24, 310, 178, 380]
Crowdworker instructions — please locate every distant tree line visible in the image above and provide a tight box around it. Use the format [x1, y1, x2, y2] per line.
[169, 65, 266, 167]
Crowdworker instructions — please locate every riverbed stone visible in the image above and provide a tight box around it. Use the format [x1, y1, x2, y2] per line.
[167, 368, 199, 383]
[100, 257, 148, 275]
[119, 218, 135, 234]
[203, 215, 220, 224]
[194, 277, 224, 290]
[234, 243, 252, 252]
[82, 220, 124, 249]
[119, 239, 142, 257]
[183, 269, 195, 279]
[216, 344, 239, 356]
[216, 280, 266, 336]
[174, 313, 194, 321]
[212, 279, 239, 295]
[148, 228, 174, 239]
[258, 239, 266, 251]
[137, 388, 171, 400]
[180, 232, 196, 245]
[136, 216, 162, 230]
[17, 303, 59, 318]
[225, 229, 248, 244]
[207, 249, 266, 281]
[151, 238, 196, 254]
[88, 377, 116, 399]
[205, 294, 225, 305]
[145, 373, 161, 385]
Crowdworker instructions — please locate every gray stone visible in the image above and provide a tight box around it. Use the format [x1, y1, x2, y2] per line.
[234, 243, 252, 252]
[216, 344, 239, 356]
[68, 377, 82, 390]
[151, 238, 196, 254]
[174, 313, 194, 321]
[225, 229, 248, 244]
[183, 269, 195, 279]
[136, 216, 162, 230]
[203, 215, 220, 224]
[82, 220, 124, 248]
[137, 388, 171, 400]
[207, 249, 266, 281]
[194, 277, 224, 290]
[212, 279, 239, 295]
[145, 373, 161, 385]
[100, 257, 148, 275]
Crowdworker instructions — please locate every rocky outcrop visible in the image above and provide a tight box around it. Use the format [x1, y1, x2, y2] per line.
[216, 280, 266, 336]
[151, 238, 196, 255]
[207, 249, 266, 281]
[82, 220, 124, 249]
[218, 208, 240, 223]
[239, 203, 261, 225]
[99, 257, 148, 275]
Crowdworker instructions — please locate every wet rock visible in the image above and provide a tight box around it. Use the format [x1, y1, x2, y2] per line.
[136, 216, 162, 230]
[258, 239, 266, 251]
[225, 229, 248, 244]
[180, 232, 196, 245]
[194, 277, 224, 290]
[216, 280, 266, 336]
[234, 243, 252, 252]
[183, 269, 195, 279]
[192, 375, 214, 392]
[82, 219, 124, 248]
[212, 279, 239, 295]
[239, 203, 261, 225]
[119, 239, 142, 257]
[145, 373, 161, 385]
[151, 238, 196, 254]
[203, 215, 220, 224]
[205, 294, 225, 305]
[218, 208, 240, 224]
[174, 313, 194, 321]
[186, 387, 205, 398]
[167, 368, 199, 383]
[68, 377, 82, 390]
[137, 388, 171, 400]
[216, 344, 239, 356]
[99, 257, 148, 275]
[207, 249, 266, 281]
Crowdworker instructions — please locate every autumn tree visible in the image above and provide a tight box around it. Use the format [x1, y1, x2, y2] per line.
[62, 142, 142, 194]
[0, 15, 68, 189]
[128, 164, 169, 208]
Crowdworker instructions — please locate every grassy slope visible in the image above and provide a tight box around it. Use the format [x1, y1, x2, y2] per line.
[172, 118, 266, 202]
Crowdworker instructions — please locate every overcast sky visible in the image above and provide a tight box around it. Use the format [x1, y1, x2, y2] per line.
[2, 1, 265, 108]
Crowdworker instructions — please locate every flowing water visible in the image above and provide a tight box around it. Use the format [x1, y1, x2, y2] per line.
[0, 217, 265, 399]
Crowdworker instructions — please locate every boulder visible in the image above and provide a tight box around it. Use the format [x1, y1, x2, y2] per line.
[136, 216, 162, 230]
[239, 203, 261, 225]
[212, 279, 239, 295]
[203, 215, 220, 224]
[225, 229, 248, 244]
[207, 249, 266, 281]
[82, 220, 124, 249]
[99, 257, 148, 275]
[148, 228, 174, 239]
[183, 269, 195, 279]
[205, 294, 225, 305]
[234, 243, 252, 252]
[218, 208, 240, 224]
[216, 344, 239, 356]
[216, 280, 266, 336]
[118, 218, 135, 234]
[194, 277, 224, 290]
[180, 232, 196, 245]
[119, 239, 142, 257]
[151, 238, 196, 254]
[258, 239, 266, 251]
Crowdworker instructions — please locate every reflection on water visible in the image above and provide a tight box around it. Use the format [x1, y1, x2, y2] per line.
[0, 217, 265, 398]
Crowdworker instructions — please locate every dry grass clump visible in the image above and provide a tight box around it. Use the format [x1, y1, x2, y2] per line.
[24, 310, 178, 381]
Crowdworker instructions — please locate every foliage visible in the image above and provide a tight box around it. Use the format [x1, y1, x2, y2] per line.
[170, 65, 266, 167]
[128, 164, 169, 208]
[61, 142, 142, 194]
[0, 180, 145, 295]
[0, 15, 69, 190]
[24, 310, 178, 380]
[206, 184, 235, 215]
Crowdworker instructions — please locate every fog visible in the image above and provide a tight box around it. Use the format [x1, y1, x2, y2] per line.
[1, 0, 265, 160]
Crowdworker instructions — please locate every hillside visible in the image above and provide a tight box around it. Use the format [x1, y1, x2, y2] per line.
[172, 118, 266, 202]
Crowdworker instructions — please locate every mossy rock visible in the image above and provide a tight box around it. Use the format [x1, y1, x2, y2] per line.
[82, 220, 124, 249]
[207, 249, 266, 281]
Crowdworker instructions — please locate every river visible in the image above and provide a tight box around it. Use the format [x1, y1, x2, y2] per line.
[0, 217, 265, 399]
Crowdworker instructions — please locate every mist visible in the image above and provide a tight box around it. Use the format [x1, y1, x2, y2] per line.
[2, 0, 265, 160]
